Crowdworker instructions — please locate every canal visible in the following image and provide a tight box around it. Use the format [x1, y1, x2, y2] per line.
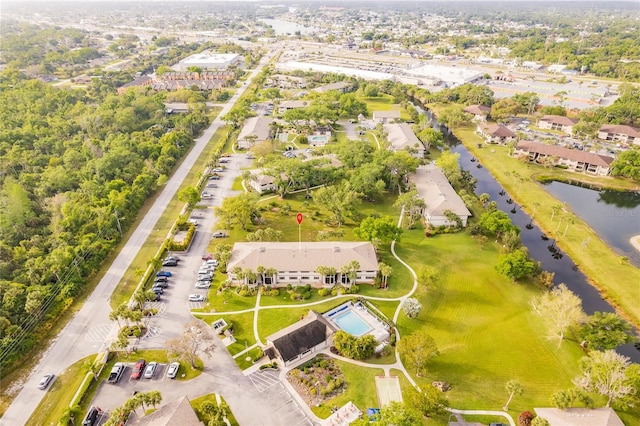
[423, 109, 640, 361]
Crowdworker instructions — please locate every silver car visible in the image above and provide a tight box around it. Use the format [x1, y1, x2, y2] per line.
[166, 362, 180, 379]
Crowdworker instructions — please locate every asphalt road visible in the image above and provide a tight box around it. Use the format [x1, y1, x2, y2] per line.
[0, 52, 275, 426]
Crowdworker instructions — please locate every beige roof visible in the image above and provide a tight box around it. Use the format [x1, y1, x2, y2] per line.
[312, 81, 351, 92]
[238, 116, 272, 142]
[410, 164, 472, 218]
[227, 242, 379, 273]
[540, 115, 577, 126]
[280, 100, 309, 109]
[534, 408, 624, 426]
[129, 396, 202, 426]
[463, 105, 491, 115]
[599, 123, 639, 137]
[516, 141, 614, 167]
[384, 122, 424, 151]
[373, 110, 401, 120]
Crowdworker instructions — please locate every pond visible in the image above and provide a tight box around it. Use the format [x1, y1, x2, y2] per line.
[259, 18, 319, 35]
[419, 108, 640, 361]
[541, 180, 640, 267]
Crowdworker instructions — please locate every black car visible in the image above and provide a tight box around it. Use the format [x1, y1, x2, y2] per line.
[152, 281, 168, 288]
[82, 406, 101, 426]
[154, 276, 168, 283]
[162, 259, 178, 267]
[151, 286, 164, 294]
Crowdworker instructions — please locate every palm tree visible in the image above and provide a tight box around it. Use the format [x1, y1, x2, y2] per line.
[144, 390, 162, 409]
[132, 290, 146, 310]
[503, 380, 524, 411]
[265, 267, 278, 285]
[316, 266, 337, 286]
[256, 266, 266, 285]
[230, 266, 243, 285]
[347, 260, 360, 286]
[379, 263, 393, 289]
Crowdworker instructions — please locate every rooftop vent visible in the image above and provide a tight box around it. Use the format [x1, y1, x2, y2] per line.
[259, 247, 266, 253]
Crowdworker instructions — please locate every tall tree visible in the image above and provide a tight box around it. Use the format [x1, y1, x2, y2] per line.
[495, 248, 536, 282]
[531, 284, 586, 347]
[394, 190, 425, 229]
[165, 320, 216, 368]
[378, 263, 393, 289]
[503, 380, 524, 411]
[398, 330, 439, 377]
[402, 298, 422, 319]
[573, 350, 638, 408]
[580, 312, 635, 351]
[354, 216, 403, 245]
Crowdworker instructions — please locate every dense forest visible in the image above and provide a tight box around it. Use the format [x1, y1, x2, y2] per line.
[0, 68, 211, 371]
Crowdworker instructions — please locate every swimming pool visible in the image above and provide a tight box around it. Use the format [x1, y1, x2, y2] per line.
[332, 310, 372, 337]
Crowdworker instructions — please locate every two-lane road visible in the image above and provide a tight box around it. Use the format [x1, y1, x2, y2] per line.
[0, 52, 275, 426]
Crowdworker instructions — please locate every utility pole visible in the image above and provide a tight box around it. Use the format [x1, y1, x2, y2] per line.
[114, 210, 123, 237]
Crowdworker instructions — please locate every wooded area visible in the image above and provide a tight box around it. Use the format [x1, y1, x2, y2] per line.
[0, 69, 210, 371]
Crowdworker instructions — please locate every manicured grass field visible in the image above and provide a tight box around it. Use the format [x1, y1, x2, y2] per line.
[450, 124, 640, 329]
[198, 312, 255, 357]
[191, 393, 239, 426]
[395, 229, 584, 417]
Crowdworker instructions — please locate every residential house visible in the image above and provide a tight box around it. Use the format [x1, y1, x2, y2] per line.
[410, 164, 472, 227]
[266, 74, 307, 89]
[237, 116, 272, 149]
[533, 407, 624, 426]
[264, 310, 337, 366]
[118, 71, 234, 94]
[312, 81, 352, 93]
[463, 105, 491, 122]
[278, 100, 310, 114]
[248, 172, 277, 194]
[373, 110, 401, 123]
[538, 115, 578, 134]
[598, 124, 639, 146]
[513, 141, 614, 176]
[478, 123, 516, 144]
[128, 396, 202, 426]
[226, 242, 379, 287]
[384, 122, 425, 158]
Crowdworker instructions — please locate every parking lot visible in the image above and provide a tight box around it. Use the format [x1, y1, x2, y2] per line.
[248, 370, 315, 426]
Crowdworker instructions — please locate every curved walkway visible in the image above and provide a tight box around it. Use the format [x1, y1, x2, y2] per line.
[448, 408, 515, 426]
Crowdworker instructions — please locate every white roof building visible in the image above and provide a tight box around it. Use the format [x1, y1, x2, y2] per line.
[410, 164, 472, 227]
[384, 123, 425, 158]
[405, 63, 484, 86]
[174, 52, 241, 71]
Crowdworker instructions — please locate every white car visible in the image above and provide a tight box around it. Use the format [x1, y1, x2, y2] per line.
[203, 259, 218, 267]
[143, 362, 157, 379]
[212, 167, 224, 173]
[195, 281, 211, 289]
[166, 362, 180, 379]
[188, 294, 205, 302]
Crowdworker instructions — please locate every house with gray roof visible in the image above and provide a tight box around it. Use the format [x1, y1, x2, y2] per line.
[278, 100, 310, 114]
[237, 116, 272, 149]
[410, 164, 472, 227]
[533, 407, 624, 426]
[226, 242, 379, 287]
[373, 110, 401, 123]
[128, 396, 202, 426]
[383, 122, 425, 158]
[514, 140, 614, 176]
[265, 310, 337, 366]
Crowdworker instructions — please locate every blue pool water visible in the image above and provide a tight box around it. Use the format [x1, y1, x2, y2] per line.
[333, 310, 371, 336]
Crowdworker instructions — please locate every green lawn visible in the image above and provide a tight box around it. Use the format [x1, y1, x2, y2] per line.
[191, 393, 239, 426]
[449, 124, 640, 329]
[198, 312, 256, 357]
[395, 229, 585, 417]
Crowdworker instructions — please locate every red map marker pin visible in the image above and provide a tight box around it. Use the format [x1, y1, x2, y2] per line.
[296, 213, 303, 225]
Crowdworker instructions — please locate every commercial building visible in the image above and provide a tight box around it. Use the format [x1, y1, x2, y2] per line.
[173, 52, 242, 71]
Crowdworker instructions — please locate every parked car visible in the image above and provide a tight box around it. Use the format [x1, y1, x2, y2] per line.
[143, 361, 158, 379]
[201, 191, 214, 199]
[202, 253, 213, 260]
[166, 362, 180, 379]
[198, 272, 213, 281]
[156, 270, 172, 277]
[198, 266, 214, 274]
[206, 182, 217, 188]
[218, 158, 229, 163]
[209, 175, 220, 180]
[107, 363, 126, 384]
[221, 153, 231, 157]
[188, 219, 199, 226]
[154, 276, 168, 283]
[37, 374, 54, 390]
[212, 231, 227, 238]
[212, 167, 224, 173]
[151, 286, 164, 294]
[166, 254, 180, 262]
[195, 281, 211, 289]
[82, 406, 102, 426]
[203, 259, 218, 267]
[147, 293, 161, 302]
[130, 359, 146, 380]
[188, 294, 205, 302]
[162, 259, 178, 267]
[152, 281, 168, 288]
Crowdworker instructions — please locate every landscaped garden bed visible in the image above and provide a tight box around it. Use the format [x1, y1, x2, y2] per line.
[286, 355, 346, 407]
